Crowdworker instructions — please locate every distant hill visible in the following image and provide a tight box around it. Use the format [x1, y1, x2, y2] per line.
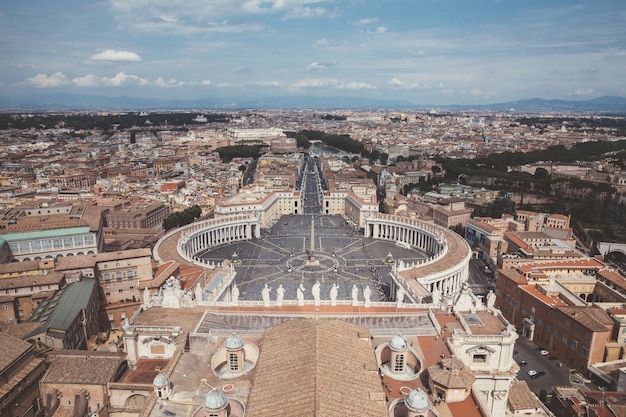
[1, 93, 626, 113]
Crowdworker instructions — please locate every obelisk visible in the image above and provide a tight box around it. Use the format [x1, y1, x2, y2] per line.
[309, 216, 315, 262]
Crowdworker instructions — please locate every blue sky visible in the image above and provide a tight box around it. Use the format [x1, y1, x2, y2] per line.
[1, 0, 625, 105]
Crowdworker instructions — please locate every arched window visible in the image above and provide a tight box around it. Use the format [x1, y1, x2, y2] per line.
[127, 270, 134, 278]
[116, 271, 122, 279]
[104, 272, 110, 281]
[394, 354, 405, 372]
[229, 353, 239, 372]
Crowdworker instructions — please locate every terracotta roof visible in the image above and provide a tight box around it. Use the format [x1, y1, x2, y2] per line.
[245, 319, 387, 417]
[427, 357, 475, 389]
[0, 333, 33, 374]
[508, 381, 540, 411]
[556, 307, 613, 332]
[42, 350, 126, 385]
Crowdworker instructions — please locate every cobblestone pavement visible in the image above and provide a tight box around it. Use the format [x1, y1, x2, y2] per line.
[198, 214, 428, 302]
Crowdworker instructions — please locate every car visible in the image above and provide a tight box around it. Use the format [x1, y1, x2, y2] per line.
[539, 350, 550, 356]
[527, 370, 537, 377]
[519, 360, 527, 367]
[598, 386, 607, 391]
[536, 371, 546, 378]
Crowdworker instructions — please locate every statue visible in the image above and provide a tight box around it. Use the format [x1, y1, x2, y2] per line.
[297, 283, 305, 306]
[396, 287, 405, 307]
[329, 284, 339, 306]
[276, 284, 285, 306]
[262, 284, 271, 307]
[194, 284, 203, 305]
[431, 286, 441, 306]
[143, 287, 152, 309]
[486, 290, 496, 309]
[231, 284, 239, 306]
[363, 285, 372, 307]
[312, 280, 321, 306]
[351, 284, 359, 306]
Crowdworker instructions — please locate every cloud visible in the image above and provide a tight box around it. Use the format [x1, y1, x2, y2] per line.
[337, 82, 376, 90]
[201, 80, 212, 86]
[313, 38, 329, 47]
[290, 78, 339, 89]
[24, 72, 69, 88]
[307, 61, 336, 70]
[374, 26, 387, 34]
[90, 49, 141, 62]
[572, 87, 594, 96]
[232, 65, 251, 72]
[154, 77, 185, 87]
[282, 6, 328, 20]
[72, 74, 100, 87]
[388, 78, 420, 89]
[255, 81, 282, 87]
[352, 17, 379, 25]
[463, 88, 497, 98]
[102, 72, 149, 87]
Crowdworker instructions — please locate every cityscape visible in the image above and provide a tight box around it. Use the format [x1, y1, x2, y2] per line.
[0, 107, 624, 417]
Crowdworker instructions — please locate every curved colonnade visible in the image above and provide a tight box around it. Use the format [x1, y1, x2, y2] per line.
[154, 213, 471, 302]
[365, 213, 472, 300]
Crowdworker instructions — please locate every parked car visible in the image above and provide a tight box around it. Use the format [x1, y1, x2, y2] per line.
[519, 360, 527, 367]
[528, 370, 538, 377]
[539, 350, 550, 356]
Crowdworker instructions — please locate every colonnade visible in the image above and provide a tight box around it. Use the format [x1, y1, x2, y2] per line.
[179, 216, 261, 259]
[365, 213, 471, 298]
[367, 220, 443, 254]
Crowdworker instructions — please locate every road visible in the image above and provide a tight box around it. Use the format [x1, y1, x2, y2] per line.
[467, 259, 495, 297]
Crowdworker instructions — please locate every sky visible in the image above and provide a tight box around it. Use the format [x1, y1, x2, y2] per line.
[1, 0, 625, 106]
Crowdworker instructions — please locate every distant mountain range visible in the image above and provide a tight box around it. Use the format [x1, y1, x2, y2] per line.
[1, 93, 626, 113]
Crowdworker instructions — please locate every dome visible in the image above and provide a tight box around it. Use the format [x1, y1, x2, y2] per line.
[225, 333, 244, 350]
[203, 388, 228, 411]
[405, 388, 431, 412]
[389, 334, 408, 351]
[152, 373, 170, 388]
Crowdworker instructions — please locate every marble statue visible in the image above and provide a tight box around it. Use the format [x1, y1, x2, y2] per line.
[262, 284, 271, 307]
[329, 283, 338, 306]
[351, 284, 359, 306]
[312, 280, 321, 306]
[363, 285, 372, 307]
[486, 290, 496, 309]
[297, 283, 305, 306]
[194, 284, 203, 305]
[231, 284, 239, 306]
[276, 284, 285, 306]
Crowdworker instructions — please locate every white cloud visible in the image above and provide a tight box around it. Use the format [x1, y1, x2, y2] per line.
[573, 87, 594, 96]
[290, 78, 339, 89]
[338, 82, 377, 90]
[102, 72, 149, 87]
[72, 74, 100, 87]
[217, 83, 231, 87]
[255, 81, 282, 87]
[24, 72, 69, 88]
[374, 26, 387, 34]
[313, 38, 329, 47]
[307, 61, 336, 70]
[90, 50, 141, 62]
[154, 77, 184, 87]
[282, 6, 327, 20]
[233, 65, 251, 72]
[201, 80, 212, 86]
[388, 78, 420, 89]
[352, 17, 379, 25]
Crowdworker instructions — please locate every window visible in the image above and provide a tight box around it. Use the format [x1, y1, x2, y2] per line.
[571, 340, 578, 350]
[394, 354, 405, 372]
[229, 353, 239, 371]
[473, 354, 487, 364]
[127, 270, 134, 278]
[582, 347, 589, 358]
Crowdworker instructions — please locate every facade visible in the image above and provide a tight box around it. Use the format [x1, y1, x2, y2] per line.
[104, 200, 169, 229]
[0, 333, 47, 417]
[27, 278, 100, 349]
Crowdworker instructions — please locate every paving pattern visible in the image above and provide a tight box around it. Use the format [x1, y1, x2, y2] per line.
[198, 214, 429, 302]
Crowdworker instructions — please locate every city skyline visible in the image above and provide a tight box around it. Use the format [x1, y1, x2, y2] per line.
[1, 0, 626, 106]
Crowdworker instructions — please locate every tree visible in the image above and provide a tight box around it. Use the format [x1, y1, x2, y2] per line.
[484, 196, 516, 219]
[534, 167, 549, 179]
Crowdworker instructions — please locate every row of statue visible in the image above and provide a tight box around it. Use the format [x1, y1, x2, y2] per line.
[231, 281, 406, 307]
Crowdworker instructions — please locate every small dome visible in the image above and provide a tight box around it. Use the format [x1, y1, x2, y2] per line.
[405, 388, 430, 412]
[389, 334, 408, 351]
[225, 333, 244, 350]
[152, 373, 170, 388]
[203, 389, 228, 411]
